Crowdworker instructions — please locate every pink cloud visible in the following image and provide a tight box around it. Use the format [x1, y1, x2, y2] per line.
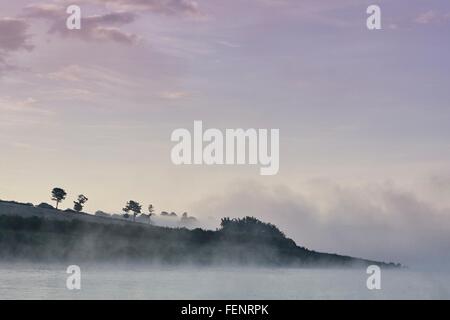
[0, 18, 33, 72]
[415, 10, 438, 24]
[414, 10, 450, 25]
[92, 0, 201, 16]
[24, 4, 139, 44]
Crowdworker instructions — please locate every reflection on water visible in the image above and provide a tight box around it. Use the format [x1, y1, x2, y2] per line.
[0, 262, 448, 299]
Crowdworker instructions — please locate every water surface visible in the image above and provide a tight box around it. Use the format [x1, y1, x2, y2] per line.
[0, 263, 448, 299]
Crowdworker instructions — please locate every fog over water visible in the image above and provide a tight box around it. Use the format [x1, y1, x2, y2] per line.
[191, 181, 450, 270]
[1, 0, 449, 301]
[1, 263, 449, 300]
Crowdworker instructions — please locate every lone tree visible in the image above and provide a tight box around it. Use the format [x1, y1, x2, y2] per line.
[73, 194, 88, 212]
[147, 204, 154, 224]
[123, 200, 142, 222]
[51, 187, 67, 209]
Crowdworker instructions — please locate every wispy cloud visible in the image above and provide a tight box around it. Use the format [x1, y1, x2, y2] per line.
[159, 90, 190, 100]
[90, 0, 202, 17]
[0, 17, 33, 72]
[0, 18, 33, 52]
[35, 64, 140, 102]
[414, 10, 450, 25]
[24, 4, 139, 44]
[0, 96, 53, 118]
[44, 64, 133, 86]
[215, 40, 241, 48]
[0, 97, 38, 112]
[415, 10, 438, 24]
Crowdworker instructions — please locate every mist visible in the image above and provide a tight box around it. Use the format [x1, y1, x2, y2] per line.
[190, 179, 450, 270]
[1, 261, 449, 299]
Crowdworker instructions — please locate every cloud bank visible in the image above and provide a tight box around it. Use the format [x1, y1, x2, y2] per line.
[192, 180, 450, 269]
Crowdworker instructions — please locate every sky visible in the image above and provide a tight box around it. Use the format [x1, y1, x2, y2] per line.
[0, 0, 450, 268]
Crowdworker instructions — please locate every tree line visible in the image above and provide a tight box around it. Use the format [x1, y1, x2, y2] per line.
[49, 187, 191, 224]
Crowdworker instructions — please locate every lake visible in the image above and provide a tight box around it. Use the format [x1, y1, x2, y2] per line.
[0, 262, 448, 299]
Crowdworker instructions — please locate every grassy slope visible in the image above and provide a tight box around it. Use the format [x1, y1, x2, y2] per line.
[0, 202, 400, 267]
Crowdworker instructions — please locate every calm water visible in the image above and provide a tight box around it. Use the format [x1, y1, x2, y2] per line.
[0, 263, 448, 299]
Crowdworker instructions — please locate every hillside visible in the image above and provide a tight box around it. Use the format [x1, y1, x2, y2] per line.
[0, 201, 400, 267]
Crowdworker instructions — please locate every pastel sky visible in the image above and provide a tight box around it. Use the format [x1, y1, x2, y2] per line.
[1, 0, 450, 267]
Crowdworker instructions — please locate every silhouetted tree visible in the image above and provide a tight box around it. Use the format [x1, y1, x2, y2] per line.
[73, 194, 88, 212]
[220, 217, 231, 228]
[147, 204, 154, 224]
[73, 203, 82, 212]
[220, 216, 286, 239]
[180, 212, 198, 227]
[123, 200, 141, 222]
[51, 188, 67, 209]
